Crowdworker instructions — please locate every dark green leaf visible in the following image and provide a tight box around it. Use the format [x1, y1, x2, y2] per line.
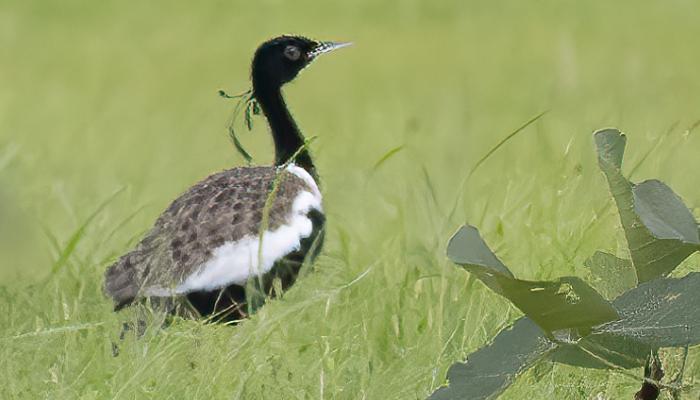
[552, 273, 700, 369]
[595, 128, 626, 168]
[596, 272, 700, 348]
[446, 225, 512, 278]
[252, 99, 261, 115]
[244, 102, 254, 131]
[429, 318, 555, 400]
[222, 89, 255, 163]
[584, 251, 636, 299]
[594, 129, 698, 282]
[447, 225, 618, 333]
[633, 179, 699, 244]
[228, 125, 253, 164]
[500, 276, 619, 333]
[549, 332, 651, 369]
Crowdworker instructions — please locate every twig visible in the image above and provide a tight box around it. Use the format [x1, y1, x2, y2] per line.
[635, 351, 664, 400]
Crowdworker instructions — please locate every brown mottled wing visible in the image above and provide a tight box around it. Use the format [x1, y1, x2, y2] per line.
[104, 166, 312, 308]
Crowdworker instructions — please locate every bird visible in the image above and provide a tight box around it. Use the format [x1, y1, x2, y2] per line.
[104, 35, 351, 322]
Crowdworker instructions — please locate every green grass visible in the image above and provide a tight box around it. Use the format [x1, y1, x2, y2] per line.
[2, 0, 700, 398]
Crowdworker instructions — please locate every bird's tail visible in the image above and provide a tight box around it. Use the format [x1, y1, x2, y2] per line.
[104, 252, 142, 310]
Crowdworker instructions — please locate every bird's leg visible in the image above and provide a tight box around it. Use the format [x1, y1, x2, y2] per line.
[245, 277, 267, 316]
[111, 312, 148, 357]
[111, 297, 190, 357]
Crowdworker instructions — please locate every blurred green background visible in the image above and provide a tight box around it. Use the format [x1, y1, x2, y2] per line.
[1, 0, 699, 398]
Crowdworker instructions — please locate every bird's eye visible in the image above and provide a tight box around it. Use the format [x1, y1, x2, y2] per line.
[284, 45, 301, 61]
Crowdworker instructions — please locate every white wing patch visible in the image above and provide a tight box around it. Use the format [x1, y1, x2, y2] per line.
[285, 164, 322, 206]
[145, 164, 322, 296]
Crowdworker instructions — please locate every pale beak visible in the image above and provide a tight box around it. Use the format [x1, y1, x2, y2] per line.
[308, 41, 353, 59]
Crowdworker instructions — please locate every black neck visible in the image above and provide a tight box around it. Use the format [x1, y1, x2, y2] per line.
[252, 82, 316, 179]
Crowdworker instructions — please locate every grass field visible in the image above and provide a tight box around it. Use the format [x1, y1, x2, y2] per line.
[2, 0, 700, 398]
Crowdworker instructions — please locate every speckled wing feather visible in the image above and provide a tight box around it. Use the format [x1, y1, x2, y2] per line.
[104, 166, 315, 308]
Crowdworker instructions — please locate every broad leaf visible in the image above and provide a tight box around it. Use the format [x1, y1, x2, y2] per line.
[596, 272, 700, 348]
[551, 273, 700, 369]
[498, 276, 620, 333]
[633, 179, 699, 244]
[594, 129, 698, 282]
[584, 251, 636, 299]
[447, 225, 618, 333]
[446, 225, 513, 278]
[549, 332, 651, 369]
[429, 318, 555, 400]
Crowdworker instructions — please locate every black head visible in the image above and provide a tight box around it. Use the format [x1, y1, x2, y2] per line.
[251, 35, 350, 91]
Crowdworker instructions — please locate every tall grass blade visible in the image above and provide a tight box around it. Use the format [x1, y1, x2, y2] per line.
[371, 145, 405, 172]
[49, 187, 126, 276]
[445, 111, 547, 227]
[465, 110, 548, 182]
[628, 121, 677, 179]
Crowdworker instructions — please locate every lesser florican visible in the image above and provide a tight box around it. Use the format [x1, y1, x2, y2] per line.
[104, 35, 350, 322]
